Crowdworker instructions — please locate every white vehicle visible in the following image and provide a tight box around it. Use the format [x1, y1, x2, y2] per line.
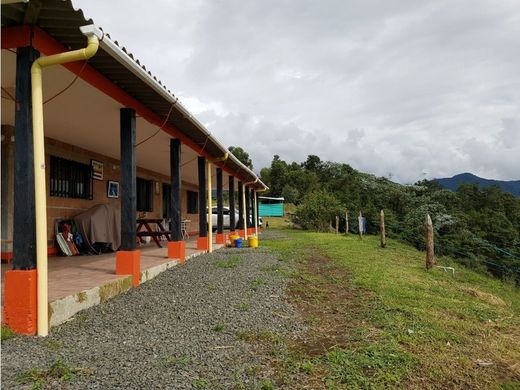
[207, 207, 262, 230]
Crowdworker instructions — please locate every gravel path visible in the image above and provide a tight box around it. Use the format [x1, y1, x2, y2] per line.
[1, 231, 303, 389]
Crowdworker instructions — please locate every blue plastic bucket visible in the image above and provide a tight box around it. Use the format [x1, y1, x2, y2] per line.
[234, 238, 243, 248]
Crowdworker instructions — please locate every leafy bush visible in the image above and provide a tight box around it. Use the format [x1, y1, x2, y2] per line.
[294, 191, 343, 231]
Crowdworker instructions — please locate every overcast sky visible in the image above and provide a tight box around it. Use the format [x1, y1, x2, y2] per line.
[74, 0, 520, 183]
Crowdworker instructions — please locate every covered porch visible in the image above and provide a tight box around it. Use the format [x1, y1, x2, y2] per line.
[1, 237, 224, 327]
[1, 1, 266, 336]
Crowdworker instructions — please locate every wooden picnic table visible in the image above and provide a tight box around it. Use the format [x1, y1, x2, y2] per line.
[136, 218, 171, 248]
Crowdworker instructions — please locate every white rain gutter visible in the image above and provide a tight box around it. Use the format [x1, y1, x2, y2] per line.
[98, 36, 268, 190]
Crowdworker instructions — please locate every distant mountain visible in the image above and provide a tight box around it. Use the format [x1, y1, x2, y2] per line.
[434, 173, 520, 196]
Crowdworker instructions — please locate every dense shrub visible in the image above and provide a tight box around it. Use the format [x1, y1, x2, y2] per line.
[294, 191, 343, 231]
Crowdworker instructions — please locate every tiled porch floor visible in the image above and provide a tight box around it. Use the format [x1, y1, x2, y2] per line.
[1, 237, 219, 303]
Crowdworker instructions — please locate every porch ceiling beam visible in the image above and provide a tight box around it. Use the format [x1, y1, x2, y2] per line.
[23, 0, 43, 25]
[1, 25, 31, 49]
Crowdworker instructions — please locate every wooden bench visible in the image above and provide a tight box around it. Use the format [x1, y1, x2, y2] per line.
[136, 218, 171, 248]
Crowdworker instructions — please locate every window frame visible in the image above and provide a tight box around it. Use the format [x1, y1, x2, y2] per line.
[49, 155, 93, 200]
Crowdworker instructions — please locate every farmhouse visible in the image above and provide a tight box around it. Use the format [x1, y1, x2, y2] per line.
[1, 0, 266, 336]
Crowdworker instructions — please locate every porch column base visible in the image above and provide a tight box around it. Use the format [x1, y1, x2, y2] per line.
[197, 236, 209, 251]
[216, 233, 226, 245]
[3, 269, 37, 335]
[229, 230, 236, 237]
[116, 250, 141, 287]
[168, 241, 186, 263]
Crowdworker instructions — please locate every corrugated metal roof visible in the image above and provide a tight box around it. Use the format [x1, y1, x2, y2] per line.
[1, 0, 267, 190]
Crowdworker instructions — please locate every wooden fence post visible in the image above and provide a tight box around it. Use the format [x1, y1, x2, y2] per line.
[335, 216, 339, 234]
[345, 211, 349, 236]
[380, 209, 386, 248]
[426, 214, 435, 269]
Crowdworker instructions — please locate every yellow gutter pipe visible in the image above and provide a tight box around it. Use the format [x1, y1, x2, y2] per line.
[207, 160, 213, 253]
[253, 190, 258, 236]
[211, 152, 229, 163]
[207, 153, 228, 252]
[31, 25, 102, 336]
[242, 178, 258, 239]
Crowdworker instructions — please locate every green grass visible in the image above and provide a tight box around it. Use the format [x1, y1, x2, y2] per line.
[214, 255, 243, 269]
[1, 325, 16, 341]
[16, 359, 92, 389]
[262, 216, 293, 230]
[250, 277, 266, 291]
[236, 302, 250, 311]
[213, 323, 225, 332]
[192, 377, 209, 389]
[158, 354, 191, 368]
[262, 230, 520, 388]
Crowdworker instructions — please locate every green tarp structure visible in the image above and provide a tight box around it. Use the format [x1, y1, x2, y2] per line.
[258, 197, 284, 217]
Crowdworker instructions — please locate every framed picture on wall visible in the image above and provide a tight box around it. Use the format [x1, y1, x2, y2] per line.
[107, 180, 119, 198]
[91, 159, 104, 180]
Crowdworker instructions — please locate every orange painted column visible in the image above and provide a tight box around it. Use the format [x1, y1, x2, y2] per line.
[216, 233, 226, 245]
[168, 241, 186, 263]
[116, 250, 141, 287]
[3, 269, 38, 335]
[197, 236, 209, 251]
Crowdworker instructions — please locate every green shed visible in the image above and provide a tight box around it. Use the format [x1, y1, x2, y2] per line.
[258, 196, 285, 217]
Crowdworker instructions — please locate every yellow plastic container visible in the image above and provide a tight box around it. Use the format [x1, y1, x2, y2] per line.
[248, 236, 258, 248]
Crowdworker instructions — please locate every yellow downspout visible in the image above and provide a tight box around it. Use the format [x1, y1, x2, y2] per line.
[207, 161, 213, 253]
[31, 25, 102, 337]
[242, 183, 248, 240]
[253, 190, 258, 236]
[243, 178, 258, 240]
[211, 152, 228, 163]
[207, 153, 228, 250]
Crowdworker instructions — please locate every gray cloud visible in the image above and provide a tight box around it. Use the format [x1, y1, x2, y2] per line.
[75, 0, 520, 182]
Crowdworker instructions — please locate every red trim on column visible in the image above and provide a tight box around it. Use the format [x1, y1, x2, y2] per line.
[216, 233, 226, 245]
[3, 269, 37, 335]
[1, 26, 31, 49]
[197, 236, 209, 251]
[168, 241, 186, 263]
[116, 250, 141, 287]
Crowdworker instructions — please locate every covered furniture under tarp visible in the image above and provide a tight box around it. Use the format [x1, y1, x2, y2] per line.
[74, 204, 121, 253]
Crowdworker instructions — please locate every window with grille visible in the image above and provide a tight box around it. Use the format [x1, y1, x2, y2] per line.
[50, 155, 93, 199]
[136, 177, 153, 212]
[187, 190, 198, 214]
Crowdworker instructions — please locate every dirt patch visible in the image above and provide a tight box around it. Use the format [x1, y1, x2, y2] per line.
[459, 286, 507, 307]
[246, 247, 379, 388]
[287, 250, 376, 357]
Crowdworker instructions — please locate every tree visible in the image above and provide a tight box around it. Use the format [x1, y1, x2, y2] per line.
[294, 190, 342, 232]
[302, 154, 322, 172]
[229, 146, 253, 169]
[268, 155, 288, 197]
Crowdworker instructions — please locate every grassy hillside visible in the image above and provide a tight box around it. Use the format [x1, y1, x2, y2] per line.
[261, 226, 520, 388]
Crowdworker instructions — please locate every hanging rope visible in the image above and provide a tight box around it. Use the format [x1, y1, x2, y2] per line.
[135, 98, 178, 147]
[43, 61, 88, 105]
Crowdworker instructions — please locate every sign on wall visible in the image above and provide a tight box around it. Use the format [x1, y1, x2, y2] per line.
[91, 159, 104, 180]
